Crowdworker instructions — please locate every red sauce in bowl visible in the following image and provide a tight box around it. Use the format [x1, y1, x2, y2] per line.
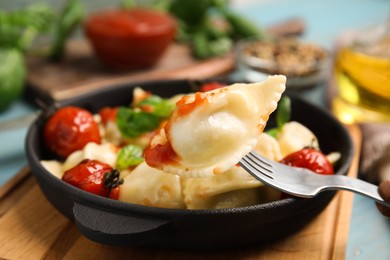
[84, 8, 176, 69]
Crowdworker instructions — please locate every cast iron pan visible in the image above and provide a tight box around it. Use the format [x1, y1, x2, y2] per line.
[25, 79, 353, 250]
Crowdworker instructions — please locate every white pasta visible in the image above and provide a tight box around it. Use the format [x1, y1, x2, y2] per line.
[119, 162, 185, 209]
[183, 165, 280, 209]
[254, 132, 283, 161]
[145, 75, 286, 177]
[41, 160, 63, 179]
[40, 78, 338, 210]
[62, 142, 118, 171]
[277, 121, 319, 157]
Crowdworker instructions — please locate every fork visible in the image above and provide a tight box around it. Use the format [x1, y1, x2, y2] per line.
[239, 151, 390, 207]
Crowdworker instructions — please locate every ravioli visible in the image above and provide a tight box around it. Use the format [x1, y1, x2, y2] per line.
[63, 142, 118, 172]
[254, 132, 283, 161]
[183, 165, 280, 209]
[144, 75, 286, 177]
[119, 162, 185, 209]
[277, 121, 319, 157]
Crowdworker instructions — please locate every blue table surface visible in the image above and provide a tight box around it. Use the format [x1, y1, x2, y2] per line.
[1, 0, 389, 258]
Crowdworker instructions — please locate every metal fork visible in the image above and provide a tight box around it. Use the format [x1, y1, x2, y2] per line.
[239, 151, 390, 207]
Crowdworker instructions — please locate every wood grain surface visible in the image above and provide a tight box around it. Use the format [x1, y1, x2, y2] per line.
[26, 41, 235, 103]
[25, 18, 305, 104]
[0, 125, 361, 260]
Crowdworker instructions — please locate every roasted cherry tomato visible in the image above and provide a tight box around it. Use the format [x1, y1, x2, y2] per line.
[43, 106, 102, 158]
[199, 82, 226, 92]
[98, 106, 118, 125]
[62, 159, 123, 199]
[280, 148, 334, 175]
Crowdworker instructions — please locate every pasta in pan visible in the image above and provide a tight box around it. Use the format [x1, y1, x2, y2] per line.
[40, 76, 337, 210]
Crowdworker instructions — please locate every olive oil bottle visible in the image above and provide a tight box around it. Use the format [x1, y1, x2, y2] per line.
[332, 35, 390, 123]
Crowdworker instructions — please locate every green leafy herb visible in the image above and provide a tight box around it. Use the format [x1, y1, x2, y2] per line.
[0, 49, 26, 112]
[0, 2, 84, 112]
[116, 107, 162, 138]
[0, 4, 54, 52]
[220, 9, 266, 40]
[121, 0, 266, 59]
[266, 96, 291, 138]
[48, 0, 85, 61]
[276, 96, 291, 128]
[135, 95, 175, 117]
[121, 0, 137, 9]
[116, 145, 144, 170]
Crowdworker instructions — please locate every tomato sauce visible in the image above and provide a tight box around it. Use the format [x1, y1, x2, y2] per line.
[144, 92, 210, 168]
[175, 92, 210, 117]
[84, 8, 176, 69]
[144, 142, 178, 168]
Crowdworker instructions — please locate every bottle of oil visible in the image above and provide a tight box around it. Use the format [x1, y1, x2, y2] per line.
[332, 26, 390, 124]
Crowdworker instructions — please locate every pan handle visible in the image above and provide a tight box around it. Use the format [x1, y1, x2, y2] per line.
[73, 202, 170, 246]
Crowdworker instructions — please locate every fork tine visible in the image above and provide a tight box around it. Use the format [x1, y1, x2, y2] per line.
[240, 157, 270, 179]
[248, 152, 273, 168]
[240, 155, 274, 179]
[246, 152, 274, 174]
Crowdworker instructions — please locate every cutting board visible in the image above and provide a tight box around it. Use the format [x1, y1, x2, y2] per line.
[0, 125, 360, 259]
[25, 18, 305, 104]
[25, 41, 235, 103]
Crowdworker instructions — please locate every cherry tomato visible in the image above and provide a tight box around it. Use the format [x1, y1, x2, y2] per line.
[84, 8, 176, 69]
[62, 159, 123, 199]
[98, 106, 118, 125]
[199, 82, 226, 92]
[280, 148, 334, 175]
[43, 106, 102, 158]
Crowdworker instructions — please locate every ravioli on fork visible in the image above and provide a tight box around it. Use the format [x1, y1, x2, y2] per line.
[144, 75, 286, 177]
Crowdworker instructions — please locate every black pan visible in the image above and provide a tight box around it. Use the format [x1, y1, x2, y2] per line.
[25, 79, 354, 250]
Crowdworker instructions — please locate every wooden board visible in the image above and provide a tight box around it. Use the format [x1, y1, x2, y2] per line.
[25, 18, 305, 104]
[0, 125, 361, 259]
[25, 41, 235, 102]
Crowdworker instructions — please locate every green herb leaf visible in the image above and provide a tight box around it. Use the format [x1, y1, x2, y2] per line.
[135, 95, 175, 117]
[0, 48, 26, 112]
[116, 145, 144, 170]
[208, 37, 233, 56]
[221, 9, 264, 39]
[266, 128, 279, 139]
[266, 96, 291, 137]
[276, 96, 291, 130]
[0, 4, 54, 51]
[116, 107, 162, 138]
[121, 0, 137, 9]
[48, 0, 85, 61]
[169, 0, 210, 27]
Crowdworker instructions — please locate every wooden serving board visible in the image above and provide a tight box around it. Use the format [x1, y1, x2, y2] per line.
[0, 125, 360, 259]
[25, 18, 305, 104]
[25, 41, 235, 103]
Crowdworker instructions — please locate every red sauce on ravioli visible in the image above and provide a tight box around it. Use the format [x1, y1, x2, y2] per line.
[144, 92, 211, 168]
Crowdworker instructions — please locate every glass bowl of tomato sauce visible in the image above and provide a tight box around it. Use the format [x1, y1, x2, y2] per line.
[84, 8, 176, 70]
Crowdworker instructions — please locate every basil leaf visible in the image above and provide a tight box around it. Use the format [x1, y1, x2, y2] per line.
[266, 128, 279, 139]
[116, 107, 162, 138]
[266, 96, 291, 137]
[116, 144, 144, 170]
[276, 96, 291, 130]
[136, 95, 175, 117]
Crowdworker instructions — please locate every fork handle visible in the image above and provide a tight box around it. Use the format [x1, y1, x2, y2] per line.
[327, 175, 390, 207]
